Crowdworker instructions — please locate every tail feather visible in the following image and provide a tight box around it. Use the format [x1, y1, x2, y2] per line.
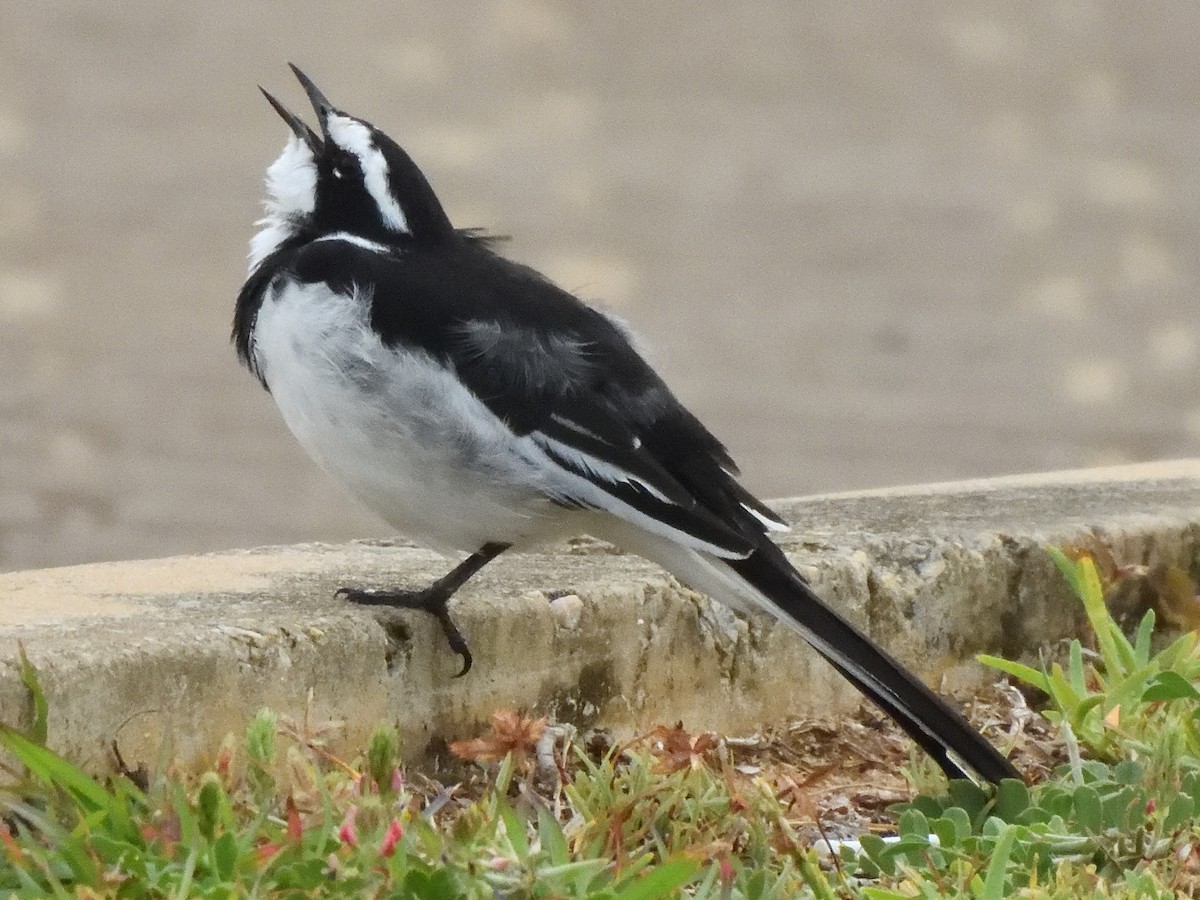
[726, 544, 1020, 785]
[599, 519, 1021, 785]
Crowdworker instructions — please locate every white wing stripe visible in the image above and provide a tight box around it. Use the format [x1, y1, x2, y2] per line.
[742, 503, 789, 532]
[531, 431, 674, 504]
[547, 412, 606, 443]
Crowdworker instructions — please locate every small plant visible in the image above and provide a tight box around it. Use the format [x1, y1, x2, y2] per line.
[981, 547, 1200, 765]
[0, 678, 877, 897]
[834, 546, 1200, 895]
[364, 723, 400, 796]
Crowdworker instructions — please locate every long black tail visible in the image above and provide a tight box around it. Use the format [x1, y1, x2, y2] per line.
[727, 544, 1020, 785]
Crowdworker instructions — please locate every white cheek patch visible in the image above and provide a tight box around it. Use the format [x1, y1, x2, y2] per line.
[327, 115, 410, 234]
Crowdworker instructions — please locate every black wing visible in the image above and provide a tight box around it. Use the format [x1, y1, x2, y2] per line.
[285, 236, 787, 555]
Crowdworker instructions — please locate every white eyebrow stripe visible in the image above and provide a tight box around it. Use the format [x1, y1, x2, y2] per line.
[327, 115, 410, 234]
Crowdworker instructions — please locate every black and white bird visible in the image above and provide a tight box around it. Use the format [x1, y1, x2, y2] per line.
[234, 65, 1020, 786]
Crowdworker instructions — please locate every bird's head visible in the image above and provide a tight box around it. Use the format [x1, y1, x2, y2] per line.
[249, 64, 453, 270]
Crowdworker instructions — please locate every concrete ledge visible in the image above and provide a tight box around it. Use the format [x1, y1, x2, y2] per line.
[2, 460, 1198, 771]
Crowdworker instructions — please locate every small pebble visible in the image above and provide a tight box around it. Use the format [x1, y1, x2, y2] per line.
[549, 593, 583, 630]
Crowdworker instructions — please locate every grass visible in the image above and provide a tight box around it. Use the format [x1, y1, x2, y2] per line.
[2, 546, 1200, 897]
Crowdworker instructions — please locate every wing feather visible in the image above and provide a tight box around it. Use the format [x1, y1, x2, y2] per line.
[283, 236, 785, 554]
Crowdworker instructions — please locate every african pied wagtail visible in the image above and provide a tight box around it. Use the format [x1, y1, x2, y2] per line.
[233, 65, 1019, 786]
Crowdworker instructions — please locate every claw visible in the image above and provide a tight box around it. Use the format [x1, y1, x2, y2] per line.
[337, 585, 472, 676]
[453, 647, 473, 678]
[431, 608, 473, 677]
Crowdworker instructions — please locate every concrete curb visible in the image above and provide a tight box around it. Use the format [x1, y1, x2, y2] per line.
[2, 460, 1198, 772]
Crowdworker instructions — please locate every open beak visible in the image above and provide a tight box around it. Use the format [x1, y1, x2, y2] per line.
[288, 63, 336, 137]
[259, 86, 323, 155]
[259, 63, 336, 155]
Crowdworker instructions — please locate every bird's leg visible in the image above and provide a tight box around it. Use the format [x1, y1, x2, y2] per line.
[337, 542, 510, 677]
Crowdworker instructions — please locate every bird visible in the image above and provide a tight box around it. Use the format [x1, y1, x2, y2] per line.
[233, 64, 1021, 787]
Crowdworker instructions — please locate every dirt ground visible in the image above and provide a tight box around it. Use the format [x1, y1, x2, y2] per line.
[1, 3, 1198, 571]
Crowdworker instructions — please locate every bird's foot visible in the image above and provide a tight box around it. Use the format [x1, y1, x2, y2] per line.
[337, 586, 473, 677]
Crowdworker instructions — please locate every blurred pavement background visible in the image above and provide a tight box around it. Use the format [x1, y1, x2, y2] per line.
[1, 3, 1197, 571]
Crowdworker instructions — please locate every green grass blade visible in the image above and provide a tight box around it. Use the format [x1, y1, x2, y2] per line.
[797, 849, 840, 900]
[171, 845, 198, 900]
[1152, 631, 1200, 671]
[537, 806, 569, 865]
[535, 859, 610, 884]
[1046, 546, 1081, 595]
[1143, 671, 1200, 702]
[1076, 556, 1136, 677]
[979, 823, 1017, 900]
[212, 830, 239, 882]
[611, 858, 699, 900]
[1047, 663, 1083, 716]
[17, 643, 48, 746]
[1133, 609, 1155, 668]
[0, 726, 109, 812]
[498, 802, 530, 861]
[976, 655, 1050, 693]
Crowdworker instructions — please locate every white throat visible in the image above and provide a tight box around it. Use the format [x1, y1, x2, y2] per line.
[248, 135, 316, 273]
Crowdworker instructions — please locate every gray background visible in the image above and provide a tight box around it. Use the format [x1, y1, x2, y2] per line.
[2, 3, 1197, 572]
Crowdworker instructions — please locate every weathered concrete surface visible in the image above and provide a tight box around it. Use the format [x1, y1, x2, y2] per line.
[1, 461, 1198, 772]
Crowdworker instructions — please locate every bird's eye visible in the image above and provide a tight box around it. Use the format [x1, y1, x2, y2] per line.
[332, 167, 344, 180]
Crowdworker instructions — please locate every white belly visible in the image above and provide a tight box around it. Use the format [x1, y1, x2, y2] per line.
[251, 279, 562, 553]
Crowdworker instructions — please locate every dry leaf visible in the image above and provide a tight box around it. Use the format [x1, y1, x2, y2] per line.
[450, 709, 548, 765]
[648, 722, 719, 774]
[285, 795, 303, 843]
